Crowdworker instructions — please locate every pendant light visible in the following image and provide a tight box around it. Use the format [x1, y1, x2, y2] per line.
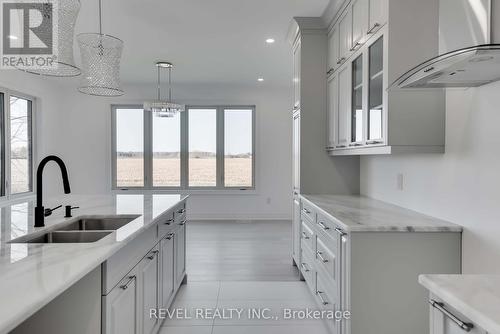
[144, 62, 185, 118]
[77, 0, 124, 96]
[22, 0, 81, 77]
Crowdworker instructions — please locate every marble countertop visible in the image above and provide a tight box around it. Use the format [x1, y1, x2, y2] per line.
[301, 195, 462, 232]
[0, 193, 188, 334]
[419, 275, 500, 333]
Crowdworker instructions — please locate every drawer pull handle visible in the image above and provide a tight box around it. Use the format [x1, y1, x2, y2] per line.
[349, 41, 362, 52]
[120, 276, 136, 290]
[429, 300, 474, 332]
[177, 208, 186, 214]
[367, 22, 381, 34]
[165, 219, 174, 225]
[179, 220, 187, 226]
[318, 222, 330, 230]
[300, 263, 310, 272]
[302, 208, 311, 214]
[334, 227, 347, 236]
[301, 231, 310, 240]
[147, 250, 159, 260]
[317, 251, 328, 263]
[165, 233, 174, 240]
[336, 57, 346, 65]
[317, 290, 329, 305]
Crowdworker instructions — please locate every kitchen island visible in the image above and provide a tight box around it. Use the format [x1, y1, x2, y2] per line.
[0, 194, 188, 334]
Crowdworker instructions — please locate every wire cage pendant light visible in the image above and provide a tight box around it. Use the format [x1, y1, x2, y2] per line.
[23, 0, 81, 77]
[144, 62, 185, 118]
[77, 0, 124, 96]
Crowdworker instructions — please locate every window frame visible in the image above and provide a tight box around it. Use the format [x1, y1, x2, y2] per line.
[111, 104, 256, 192]
[0, 86, 36, 201]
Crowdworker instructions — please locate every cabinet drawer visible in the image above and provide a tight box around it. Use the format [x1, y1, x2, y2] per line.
[301, 201, 316, 223]
[301, 220, 315, 253]
[300, 247, 316, 294]
[316, 211, 345, 241]
[174, 202, 187, 225]
[158, 211, 175, 238]
[315, 275, 337, 311]
[316, 236, 338, 283]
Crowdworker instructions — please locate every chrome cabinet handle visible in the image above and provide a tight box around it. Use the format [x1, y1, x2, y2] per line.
[367, 23, 381, 34]
[300, 263, 310, 272]
[147, 250, 159, 260]
[302, 208, 311, 214]
[177, 208, 186, 214]
[335, 227, 347, 237]
[429, 300, 474, 332]
[301, 231, 310, 240]
[317, 251, 328, 263]
[165, 218, 174, 225]
[349, 41, 362, 51]
[317, 291, 329, 305]
[179, 220, 187, 226]
[165, 233, 174, 240]
[318, 221, 330, 230]
[327, 68, 334, 75]
[336, 57, 346, 65]
[120, 276, 136, 290]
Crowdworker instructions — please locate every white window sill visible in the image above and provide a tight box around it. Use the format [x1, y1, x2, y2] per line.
[112, 189, 258, 196]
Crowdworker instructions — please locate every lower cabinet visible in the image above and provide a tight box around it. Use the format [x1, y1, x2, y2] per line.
[103, 201, 188, 334]
[160, 232, 175, 308]
[103, 273, 139, 334]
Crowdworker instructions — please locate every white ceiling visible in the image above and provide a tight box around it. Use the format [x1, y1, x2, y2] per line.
[73, 0, 330, 86]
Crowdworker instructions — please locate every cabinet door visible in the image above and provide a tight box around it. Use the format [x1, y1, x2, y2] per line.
[175, 224, 186, 285]
[327, 75, 338, 149]
[352, 0, 369, 48]
[140, 247, 160, 334]
[367, 36, 384, 144]
[351, 54, 364, 144]
[293, 39, 301, 109]
[368, 0, 387, 35]
[103, 274, 138, 334]
[337, 65, 351, 147]
[430, 300, 487, 334]
[338, 10, 352, 64]
[160, 233, 175, 308]
[292, 112, 301, 192]
[292, 197, 301, 261]
[328, 27, 339, 72]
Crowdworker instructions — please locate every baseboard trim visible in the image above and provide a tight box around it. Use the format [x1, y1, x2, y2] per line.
[186, 213, 292, 221]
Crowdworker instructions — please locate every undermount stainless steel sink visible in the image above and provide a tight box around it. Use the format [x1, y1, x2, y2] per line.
[11, 231, 112, 244]
[56, 216, 138, 231]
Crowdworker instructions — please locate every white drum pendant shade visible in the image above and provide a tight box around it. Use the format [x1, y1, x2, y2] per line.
[24, 0, 81, 77]
[77, 33, 124, 96]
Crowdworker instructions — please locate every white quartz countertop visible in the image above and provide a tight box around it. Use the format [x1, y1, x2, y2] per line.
[301, 195, 462, 232]
[0, 194, 188, 334]
[419, 275, 500, 334]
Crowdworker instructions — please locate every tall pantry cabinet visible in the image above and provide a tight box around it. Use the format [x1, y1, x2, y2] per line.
[288, 18, 359, 268]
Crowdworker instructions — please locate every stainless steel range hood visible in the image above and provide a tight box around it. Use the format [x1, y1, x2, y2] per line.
[392, 44, 500, 89]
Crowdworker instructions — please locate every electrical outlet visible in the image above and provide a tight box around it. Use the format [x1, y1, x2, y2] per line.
[397, 173, 404, 191]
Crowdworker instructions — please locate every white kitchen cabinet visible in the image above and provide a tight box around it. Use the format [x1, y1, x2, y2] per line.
[429, 297, 487, 334]
[297, 195, 462, 334]
[292, 111, 300, 194]
[327, 27, 339, 74]
[351, 0, 368, 49]
[337, 64, 351, 148]
[293, 39, 301, 110]
[327, 74, 338, 149]
[338, 9, 352, 65]
[368, 0, 386, 35]
[139, 246, 160, 334]
[326, 0, 445, 155]
[175, 223, 186, 286]
[160, 232, 175, 308]
[292, 197, 301, 265]
[103, 272, 139, 334]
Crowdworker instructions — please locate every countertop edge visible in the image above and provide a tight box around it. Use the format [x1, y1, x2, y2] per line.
[418, 275, 500, 334]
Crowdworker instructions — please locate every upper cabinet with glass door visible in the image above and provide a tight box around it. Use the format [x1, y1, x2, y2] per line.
[326, 0, 446, 155]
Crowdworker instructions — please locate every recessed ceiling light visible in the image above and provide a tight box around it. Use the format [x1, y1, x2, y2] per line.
[266, 38, 275, 44]
[258, 77, 264, 82]
[7, 35, 18, 40]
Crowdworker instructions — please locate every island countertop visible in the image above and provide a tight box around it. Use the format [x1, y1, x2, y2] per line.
[301, 194, 462, 232]
[419, 275, 500, 334]
[0, 193, 188, 334]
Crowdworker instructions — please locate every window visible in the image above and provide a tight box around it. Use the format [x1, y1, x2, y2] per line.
[112, 105, 255, 191]
[0, 88, 35, 198]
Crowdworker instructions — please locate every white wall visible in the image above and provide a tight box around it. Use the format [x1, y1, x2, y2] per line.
[15, 77, 293, 220]
[361, 84, 500, 274]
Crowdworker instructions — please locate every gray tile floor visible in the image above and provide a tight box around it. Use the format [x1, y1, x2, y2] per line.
[160, 220, 329, 334]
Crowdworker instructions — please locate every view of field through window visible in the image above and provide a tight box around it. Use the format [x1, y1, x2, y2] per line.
[10, 97, 32, 194]
[115, 107, 253, 188]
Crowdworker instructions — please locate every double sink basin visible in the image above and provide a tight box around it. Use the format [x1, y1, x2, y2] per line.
[9, 216, 140, 244]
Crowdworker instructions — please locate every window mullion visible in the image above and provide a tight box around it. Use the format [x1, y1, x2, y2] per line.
[144, 109, 153, 189]
[181, 107, 189, 189]
[216, 107, 225, 189]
